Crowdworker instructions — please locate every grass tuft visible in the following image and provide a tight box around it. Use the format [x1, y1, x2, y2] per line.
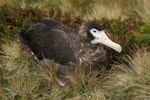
[84, 0, 127, 20]
[135, 0, 150, 25]
[108, 48, 150, 100]
[0, 41, 42, 99]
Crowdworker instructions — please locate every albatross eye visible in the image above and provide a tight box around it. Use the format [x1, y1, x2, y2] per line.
[91, 29, 98, 33]
[93, 30, 96, 33]
[90, 28, 100, 37]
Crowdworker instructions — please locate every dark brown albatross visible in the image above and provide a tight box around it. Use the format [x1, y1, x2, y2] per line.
[17, 17, 122, 71]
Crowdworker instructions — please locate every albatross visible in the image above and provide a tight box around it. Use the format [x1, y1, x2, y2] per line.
[17, 17, 122, 71]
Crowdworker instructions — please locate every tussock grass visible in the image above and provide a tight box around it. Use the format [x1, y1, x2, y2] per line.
[0, 0, 17, 7]
[135, 0, 150, 25]
[0, 41, 108, 99]
[1, 0, 150, 22]
[107, 48, 150, 99]
[59, 0, 93, 17]
[84, 0, 128, 20]
[0, 41, 40, 99]
[128, 48, 150, 82]
[0, 41, 149, 99]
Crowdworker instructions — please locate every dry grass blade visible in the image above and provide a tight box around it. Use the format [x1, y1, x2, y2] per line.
[0, 41, 42, 99]
[108, 47, 150, 99]
[39, 59, 60, 86]
[59, 0, 92, 17]
[128, 48, 150, 83]
[135, 0, 150, 25]
[84, 0, 128, 20]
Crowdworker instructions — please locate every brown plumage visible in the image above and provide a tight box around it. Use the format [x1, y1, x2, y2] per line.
[17, 17, 121, 71]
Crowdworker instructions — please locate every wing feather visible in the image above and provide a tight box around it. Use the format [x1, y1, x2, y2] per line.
[18, 21, 79, 65]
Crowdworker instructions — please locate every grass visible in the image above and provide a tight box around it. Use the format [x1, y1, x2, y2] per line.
[0, 41, 40, 99]
[0, 41, 149, 100]
[0, 0, 150, 100]
[84, 0, 128, 20]
[109, 48, 150, 99]
[135, 0, 150, 25]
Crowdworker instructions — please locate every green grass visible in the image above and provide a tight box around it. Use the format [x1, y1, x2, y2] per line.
[0, 0, 150, 100]
[0, 41, 149, 100]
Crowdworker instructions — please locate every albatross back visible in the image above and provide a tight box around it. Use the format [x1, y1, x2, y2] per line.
[18, 17, 80, 65]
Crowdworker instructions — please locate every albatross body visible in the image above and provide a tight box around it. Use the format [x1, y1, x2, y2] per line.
[18, 17, 122, 69]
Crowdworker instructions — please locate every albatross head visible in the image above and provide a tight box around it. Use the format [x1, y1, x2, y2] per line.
[79, 22, 122, 53]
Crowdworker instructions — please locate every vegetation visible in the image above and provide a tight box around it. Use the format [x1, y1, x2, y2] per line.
[0, 0, 150, 100]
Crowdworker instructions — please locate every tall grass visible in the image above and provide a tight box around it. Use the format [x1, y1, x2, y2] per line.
[135, 0, 150, 25]
[59, 0, 93, 17]
[0, 41, 40, 99]
[0, 41, 149, 99]
[107, 48, 150, 99]
[0, 0, 17, 7]
[1, 0, 150, 22]
[84, 0, 128, 20]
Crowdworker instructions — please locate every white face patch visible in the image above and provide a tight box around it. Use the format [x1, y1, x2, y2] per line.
[90, 28, 100, 38]
[89, 28, 122, 53]
[90, 28, 105, 44]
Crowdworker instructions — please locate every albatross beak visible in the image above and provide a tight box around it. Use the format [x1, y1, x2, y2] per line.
[90, 30, 122, 53]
